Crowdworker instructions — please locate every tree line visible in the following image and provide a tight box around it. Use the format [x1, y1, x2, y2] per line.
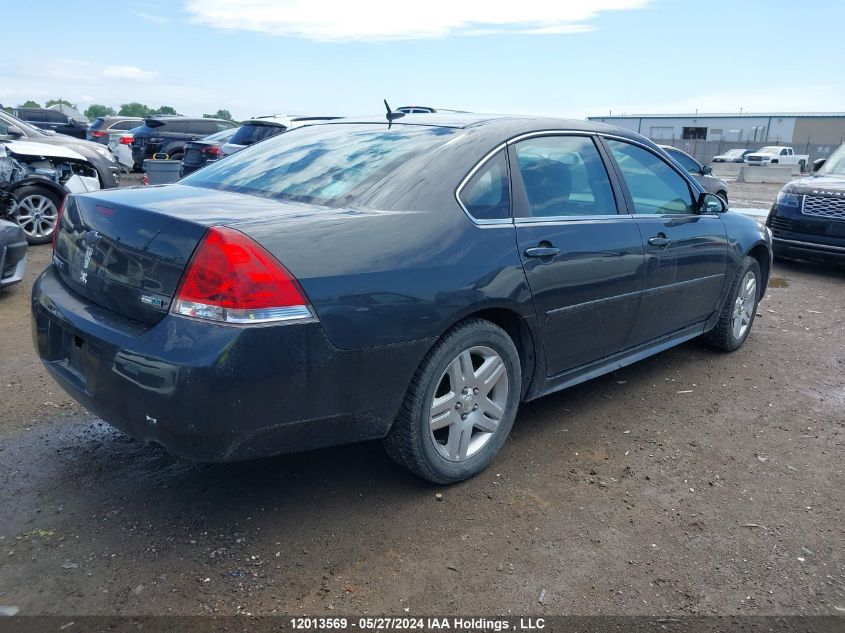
[5, 99, 234, 122]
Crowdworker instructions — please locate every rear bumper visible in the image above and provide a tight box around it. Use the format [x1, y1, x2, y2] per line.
[0, 233, 27, 289]
[32, 267, 429, 461]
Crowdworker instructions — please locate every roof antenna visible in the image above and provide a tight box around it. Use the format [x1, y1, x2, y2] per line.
[384, 99, 405, 128]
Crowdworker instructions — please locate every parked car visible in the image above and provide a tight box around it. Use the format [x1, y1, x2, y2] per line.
[34, 115, 772, 483]
[398, 106, 438, 113]
[745, 146, 809, 171]
[221, 116, 341, 156]
[107, 132, 136, 172]
[660, 146, 730, 203]
[712, 149, 754, 163]
[11, 107, 89, 139]
[767, 142, 845, 263]
[131, 117, 238, 166]
[180, 127, 239, 176]
[0, 194, 27, 289]
[0, 109, 120, 189]
[1, 138, 100, 244]
[87, 116, 144, 144]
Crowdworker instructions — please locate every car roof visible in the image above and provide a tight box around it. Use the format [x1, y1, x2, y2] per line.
[316, 113, 633, 138]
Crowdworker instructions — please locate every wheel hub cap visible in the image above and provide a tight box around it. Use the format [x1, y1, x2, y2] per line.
[429, 345, 509, 462]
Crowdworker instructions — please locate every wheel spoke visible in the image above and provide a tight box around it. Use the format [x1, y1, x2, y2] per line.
[476, 356, 504, 395]
[430, 393, 458, 430]
[446, 356, 465, 392]
[480, 396, 504, 421]
[473, 414, 499, 434]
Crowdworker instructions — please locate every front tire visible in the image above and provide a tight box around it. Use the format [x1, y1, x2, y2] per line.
[705, 256, 761, 351]
[12, 186, 62, 245]
[717, 190, 729, 206]
[383, 319, 521, 484]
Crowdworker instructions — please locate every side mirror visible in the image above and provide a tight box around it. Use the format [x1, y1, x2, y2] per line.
[5, 125, 23, 138]
[698, 192, 726, 214]
[701, 164, 713, 175]
[812, 158, 826, 173]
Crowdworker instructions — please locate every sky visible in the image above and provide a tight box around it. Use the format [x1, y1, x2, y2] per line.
[2, 0, 843, 121]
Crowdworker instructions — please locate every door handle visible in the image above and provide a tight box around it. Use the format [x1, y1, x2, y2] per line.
[524, 246, 561, 258]
[648, 236, 671, 248]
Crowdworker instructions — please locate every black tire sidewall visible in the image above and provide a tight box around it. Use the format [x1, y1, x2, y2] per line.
[14, 186, 62, 245]
[414, 323, 521, 482]
[728, 259, 761, 348]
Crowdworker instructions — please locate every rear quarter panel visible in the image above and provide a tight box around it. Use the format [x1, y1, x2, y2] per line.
[238, 204, 533, 351]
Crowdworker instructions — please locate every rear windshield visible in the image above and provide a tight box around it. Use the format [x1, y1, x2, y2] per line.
[90, 117, 106, 130]
[182, 123, 459, 207]
[229, 123, 286, 146]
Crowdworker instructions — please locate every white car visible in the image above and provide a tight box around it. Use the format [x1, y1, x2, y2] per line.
[744, 146, 809, 171]
[107, 131, 136, 172]
[0, 140, 100, 244]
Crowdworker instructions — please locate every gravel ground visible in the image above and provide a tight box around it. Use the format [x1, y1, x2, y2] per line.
[0, 182, 843, 617]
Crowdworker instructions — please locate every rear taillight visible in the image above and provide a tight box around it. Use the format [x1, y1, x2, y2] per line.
[52, 198, 66, 251]
[201, 146, 222, 156]
[172, 226, 312, 324]
[118, 135, 133, 145]
[90, 130, 106, 138]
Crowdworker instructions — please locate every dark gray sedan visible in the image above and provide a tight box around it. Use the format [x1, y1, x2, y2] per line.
[33, 114, 771, 483]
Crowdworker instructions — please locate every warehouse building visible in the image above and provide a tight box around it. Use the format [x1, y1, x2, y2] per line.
[586, 112, 845, 163]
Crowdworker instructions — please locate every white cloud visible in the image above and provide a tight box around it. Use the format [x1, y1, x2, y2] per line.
[185, 0, 649, 41]
[102, 65, 159, 81]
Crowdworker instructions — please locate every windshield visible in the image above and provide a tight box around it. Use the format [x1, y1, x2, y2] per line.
[182, 123, 459, 207]
[723, 149, 744, 157]
[819, 144, 845, 176]
[756, 147, 780, 154]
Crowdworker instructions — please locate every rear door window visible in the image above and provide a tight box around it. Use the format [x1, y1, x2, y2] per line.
[665, 148, 701, 174]
[159, 120, 188, 134]
[111, 119, 139, 130]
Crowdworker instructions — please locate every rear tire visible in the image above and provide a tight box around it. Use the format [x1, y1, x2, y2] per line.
[705, 256, 761, 351]
[12, 186, 62, 245]
[383, 319, 521, 484]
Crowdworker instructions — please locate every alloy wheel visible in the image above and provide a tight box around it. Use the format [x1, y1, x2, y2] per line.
[16, 194, 58, 239]
[429, 345, 509, 462]
[732, 271, 757, 340]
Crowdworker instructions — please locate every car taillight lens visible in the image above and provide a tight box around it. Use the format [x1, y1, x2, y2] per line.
[52, 198, 66, 251]
[172, 226, 312, 324]
[201, 146, 222, 156]
[91, 130, 106, 138]
[118, 135, 133, 145]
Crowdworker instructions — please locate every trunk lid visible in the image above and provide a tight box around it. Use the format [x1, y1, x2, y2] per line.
[52, 185, 307, 324]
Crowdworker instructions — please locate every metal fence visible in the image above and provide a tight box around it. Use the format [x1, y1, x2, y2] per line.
[656, 138, 842, 166]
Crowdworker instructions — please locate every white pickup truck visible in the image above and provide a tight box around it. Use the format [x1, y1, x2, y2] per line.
[745, 146, 809, 171]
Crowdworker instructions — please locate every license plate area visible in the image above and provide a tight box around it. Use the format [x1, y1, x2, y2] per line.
[47, 323, 90, 391]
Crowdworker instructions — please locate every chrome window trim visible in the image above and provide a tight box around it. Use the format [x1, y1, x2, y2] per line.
[514, 213, 635, 224]
[455, 142, 514, 226]
[505, 129, 596, 145]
